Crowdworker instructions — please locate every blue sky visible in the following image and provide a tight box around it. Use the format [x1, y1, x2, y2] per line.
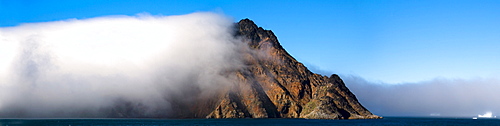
[1, 0, 499, 83]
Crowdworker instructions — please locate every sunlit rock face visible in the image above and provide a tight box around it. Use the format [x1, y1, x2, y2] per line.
[204, 19, 380, 119]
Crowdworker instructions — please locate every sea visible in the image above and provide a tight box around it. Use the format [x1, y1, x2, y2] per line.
[0, 117, 499, 126]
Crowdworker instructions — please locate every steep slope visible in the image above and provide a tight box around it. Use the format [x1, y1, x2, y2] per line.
[205, 19, 380, 119]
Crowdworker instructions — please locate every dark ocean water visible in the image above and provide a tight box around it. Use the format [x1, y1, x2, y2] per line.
[0, 117, 499, 126]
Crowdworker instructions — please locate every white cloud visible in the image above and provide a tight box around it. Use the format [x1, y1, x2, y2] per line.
[343, 75, 500, 117]
[0, 12, 245, 117]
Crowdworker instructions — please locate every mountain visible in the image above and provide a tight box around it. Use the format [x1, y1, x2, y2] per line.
[104, 19, 380, 119]
[200, 19, 380, 119]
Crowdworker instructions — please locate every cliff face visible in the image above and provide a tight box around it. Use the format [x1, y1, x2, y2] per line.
[204, 19, 380, 119]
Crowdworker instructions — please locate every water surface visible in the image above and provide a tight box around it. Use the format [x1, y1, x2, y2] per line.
[0, 117, 498, 126]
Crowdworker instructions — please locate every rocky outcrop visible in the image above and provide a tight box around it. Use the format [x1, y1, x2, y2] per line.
[205, 19, 380, 119]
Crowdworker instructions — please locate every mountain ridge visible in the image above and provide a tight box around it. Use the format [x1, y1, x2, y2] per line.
[203, 19, 380, 119]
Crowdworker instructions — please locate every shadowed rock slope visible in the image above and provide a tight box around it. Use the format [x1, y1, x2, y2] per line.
[205, 19, 380, 119]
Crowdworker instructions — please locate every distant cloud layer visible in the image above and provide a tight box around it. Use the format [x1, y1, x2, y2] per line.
[0, 12, 245, 117]
[343, 75, 500, 117]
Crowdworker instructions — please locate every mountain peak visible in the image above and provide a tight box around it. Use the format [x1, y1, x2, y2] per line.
[204, 19, 381, 119]
[238, 18, 256, 27]
[237, 19, 282, 50]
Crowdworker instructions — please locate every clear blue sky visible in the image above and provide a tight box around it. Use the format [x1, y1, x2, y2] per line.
[2, 0, 499, 83]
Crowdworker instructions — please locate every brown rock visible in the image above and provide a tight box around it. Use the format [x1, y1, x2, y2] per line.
[205, 19, 381, 119]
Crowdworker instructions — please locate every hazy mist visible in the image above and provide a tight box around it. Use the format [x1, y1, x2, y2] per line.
[343, 75, 500, 117]
[0, 12, 246, 117]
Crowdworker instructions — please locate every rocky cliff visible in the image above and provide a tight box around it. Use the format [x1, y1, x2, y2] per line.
[203, 19, 380, 119]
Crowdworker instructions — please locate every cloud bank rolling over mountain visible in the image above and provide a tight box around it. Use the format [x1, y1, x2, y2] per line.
[0, 12, 247, 117]
[2, 10, 496, 118]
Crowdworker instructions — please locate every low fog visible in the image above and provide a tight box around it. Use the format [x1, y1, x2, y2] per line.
[343, 75, 500, 117]
[0, 12, 247, 117]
